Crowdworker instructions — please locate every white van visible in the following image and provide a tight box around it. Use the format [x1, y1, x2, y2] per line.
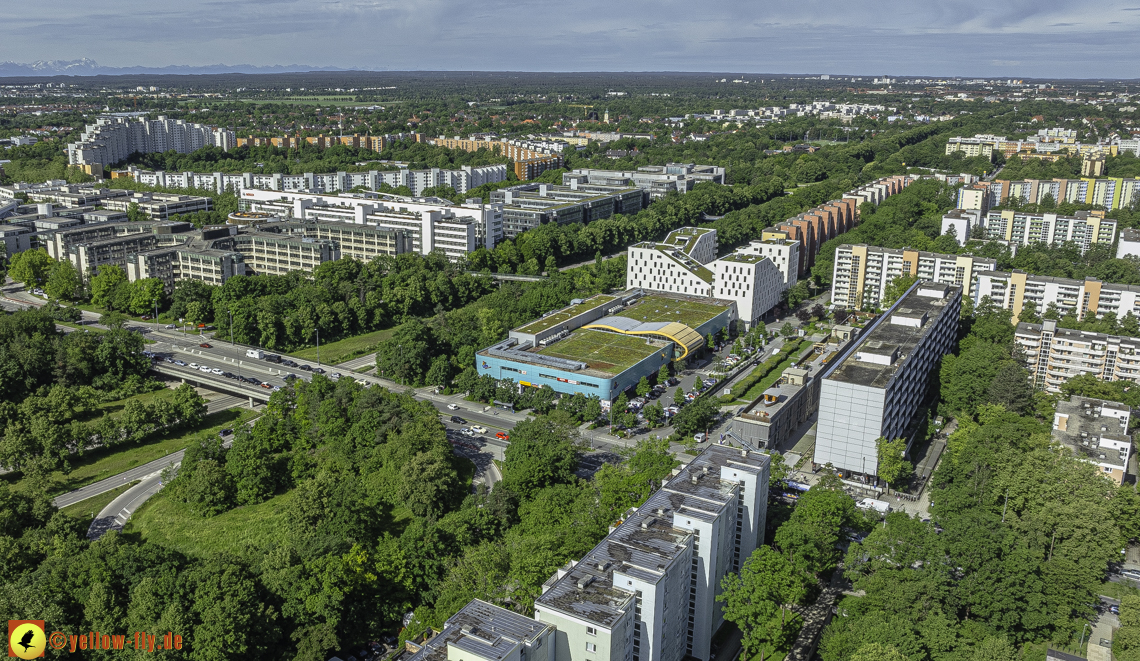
[245, 349, 263, 359]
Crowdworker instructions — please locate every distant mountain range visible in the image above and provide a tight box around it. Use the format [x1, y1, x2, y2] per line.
[0, 59, 357, 77]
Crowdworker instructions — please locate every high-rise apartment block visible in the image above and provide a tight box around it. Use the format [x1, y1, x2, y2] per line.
[816, 282, 961, 477]
[1052, 395, 1133, 486]
[978, 177, 1140, 211]
[491, 182, 645, 239]
[830, 244, 994, 310]
[975, 271, 1140, 321]
[1015, 320, 1140, 392]
[626, 227, 797, 327]
[67, 115, 230, 167]
[534, 446, 770, 661]
[940, 210, 1117, 254]
[403, 600, 557, 661]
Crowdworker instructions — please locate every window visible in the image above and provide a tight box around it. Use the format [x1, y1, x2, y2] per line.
[586, 643, 597, 653]
[587, 627, 597, 636]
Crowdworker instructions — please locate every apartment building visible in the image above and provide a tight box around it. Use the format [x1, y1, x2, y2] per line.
[816, 282, 961, 477]
[287, 220, 412, 262]
[830, 244, 995, 310]
[564, 164, 726, 199]
[226, 231, 339, 276]
[1052, 395, 1134, 485]
[1119, 229, 1140, 259]
[945, 135, 1000, 159]
[491, 182, 645, 239]
[625, 227, 796, 327]
[67, 115, 227, 167]
[515, 156, 566, 181]
[402, 600, 556, 661]
[981, 210, 1116, 253]
[127, 244, 244, 287]
[534, 446, 770, 661]
[940, 209, 985, 245]
[239, 188, 501, 254]
[975, 271, 1140, 321]
[982, 177, 1140, 211]
[1015, 320, 1140, 392]
[115, 163, 509, 197]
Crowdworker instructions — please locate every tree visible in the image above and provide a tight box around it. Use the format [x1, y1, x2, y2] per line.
[90, 265, 128, 310]
[984, 363, 1034, 414]
[127, 278, 166, 316]
[126, 201, 148, 222]
[643, 402, 664, 428]
[673, 395, 717, 438]
[718, 546, 810, 658]
[43, 259, 79, 301]
[707, 333, 716, 350]
[850, 643, 911, 661]
[583, 396, 602, 424]
[657, 363, 670, 383]
[636, 376, 651, 397]
[673, 387, 687, 407]
[876, 437, 912, 491]
[9, 249, 52, 289]
[500, 417, 578, 500]
[881, 274, 918, 308]
[780, 322, 796, 338]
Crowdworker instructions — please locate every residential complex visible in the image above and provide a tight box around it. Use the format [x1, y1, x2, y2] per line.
[815, 282, 962, 477]
[959, 177, 1140, 211]
[534, 445, 770, 661]
[731, 325, 860, 451]
[1118, 228, 1140, 259]
[403, 600, 556, 661]
[490, 182, 645, 239]
[941, 209, 1116, 253]
[67, 115, 233, 169]
[113, 163, 509, 197]
[563, 164, 726, 199]
[1052, 395, 1134, 485]
[238, 188, 500, 257]
[430, 136, 565, 180]
[944, 130, 1119, 162]
[477, 291, 736, 405]
[1015, 320, 1140, 392]
[626, 227, 798, 327]
[830, 245, 995, 310]
[975, 271, 1140, 321]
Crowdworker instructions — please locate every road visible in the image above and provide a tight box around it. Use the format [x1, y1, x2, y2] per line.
[86, 472, 165, 540]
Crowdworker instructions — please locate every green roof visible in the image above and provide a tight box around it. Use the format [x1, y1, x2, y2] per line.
[516, 295, 616, 335]
[719, 252, 767, 264]
[620, 295, 729, 329]
[537, 329, 664, 375]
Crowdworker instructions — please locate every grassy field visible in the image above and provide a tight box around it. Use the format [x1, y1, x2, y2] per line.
[59, 481, 139, 523]
[622, 295, 728, 329]
[539, 329, 661, 375]
[125, 489, 298, 557]
[1, 408, 257, 497]
[292, 327, 395, 364]
[516, 295, 616, 335]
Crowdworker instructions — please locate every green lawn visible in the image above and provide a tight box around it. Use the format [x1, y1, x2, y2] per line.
[59, 481, 139, 523]
[125, 488, 298, 557]
[293, 327, 395, 364]
[622, 295, 729, 329]
[539, 329, 662, 375]
[2, 408, 257, 498]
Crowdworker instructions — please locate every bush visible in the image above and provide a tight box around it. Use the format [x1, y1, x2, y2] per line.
[719, 340, 808, 403]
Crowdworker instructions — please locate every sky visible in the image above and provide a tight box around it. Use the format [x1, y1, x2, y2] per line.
[3, 0, 1140, 79]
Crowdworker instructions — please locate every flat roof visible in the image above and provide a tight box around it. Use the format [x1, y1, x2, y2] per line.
[515, 295, 616, 335]
[827, 283, 959, 389]
[739, 341, 841, 422]
[536, 329, 666, 376]
[718, 252, 767, 264]
[405, 600, 554, 661]
[1053, 396, 1133, 470]
[536, 446, 769, 627]
[619, 294, 729, 329]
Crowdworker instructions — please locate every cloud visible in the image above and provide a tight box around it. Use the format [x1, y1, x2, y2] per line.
[0, 0, 1138, 76]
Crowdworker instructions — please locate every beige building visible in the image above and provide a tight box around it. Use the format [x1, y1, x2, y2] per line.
[977, 271, 1140, 322]
[830, 244, 995, 310]
[100, 192, 212, 220]
[1016, 320, 1140, 392]
[1052, 395, 1133, 486]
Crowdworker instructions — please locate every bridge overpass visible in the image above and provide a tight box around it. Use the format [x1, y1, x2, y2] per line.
[151, 363, 274, 406]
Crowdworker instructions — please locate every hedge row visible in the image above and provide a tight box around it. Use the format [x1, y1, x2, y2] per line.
[718, 339, 810, 404]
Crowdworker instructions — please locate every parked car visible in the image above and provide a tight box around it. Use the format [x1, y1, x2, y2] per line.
[199, 366, 211, 373]
[330, 373, 342, 381]
[188, 362, 199, 369]
[174, 360, 186, 366]
[141, 315, 152, 320]
[694, 433, 706, 443]
[219, 428, 233, 437]
[165, 324, 176, 329]
[32, 288, 44, 296]
[496, 432, 510, 441]
[199, 343, 211, 348]
[222, 372, 234, 379]
[471, 425, 487, 434]
[312, 367, 326, 375]
[211, 368, 224, 375]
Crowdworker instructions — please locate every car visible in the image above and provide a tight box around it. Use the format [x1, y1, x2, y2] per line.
[141, 315, 152, 320]
[459, 427, 472, 435]
[1112, 605, 1121, 614]
[199, 343, 211, 348]
[174, 360, 186, 366]
[667, 377, 680, 386]
[1122, 570, 1140, 580]
[447, 403, 460, 410]
[188, 362, 199, 369]
[264, 354, 282, 363]
[282, 360, 298, 367]
[272, 386, 282, 392]
[222, 372, 234, 379]
[31, 288, 44, 295]
[244, 376, 260, 385]
[694, 433, 706, 443]
[496, 432, 510, 441]
[219, 428, 233, 437]
[199, 366, 211, 373]
[297, 363, 311, 371]
[164, 357, 174, 363]
[450, 415, 465, 424]
[471, 425, 487, 434]
[330, 373, 342, 381]
[211, 368, 224, 375]
[312, 367, 326, 375]
[165, 323, 176, 329]
[356, 379, 369, 386]
[260, 382, 272, 389]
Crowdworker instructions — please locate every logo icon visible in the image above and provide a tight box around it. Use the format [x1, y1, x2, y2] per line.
[8, 621, 45, 659]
